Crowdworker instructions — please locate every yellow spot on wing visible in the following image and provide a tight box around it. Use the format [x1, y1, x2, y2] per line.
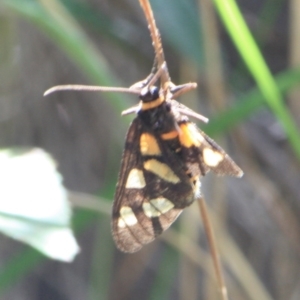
[144, 159, 180, 183]
[143, 197, 174, 218]
[118, 206, 138, 227]
[143, 203, 160, 217]
[126, 168, 146, 189]
[203, 148, 224, 167]
[140, 133, 161, 156]
[179, 123, 204, 148]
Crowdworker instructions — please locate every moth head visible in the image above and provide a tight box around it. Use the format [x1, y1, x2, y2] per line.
[139, 86, 160, 102]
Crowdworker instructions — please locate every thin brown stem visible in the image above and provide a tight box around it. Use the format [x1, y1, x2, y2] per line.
[138, 0, 170, 85]
[197, 196, 228, 300]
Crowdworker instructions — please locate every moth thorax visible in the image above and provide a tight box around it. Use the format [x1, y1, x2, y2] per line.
[139, 86, 159, 102]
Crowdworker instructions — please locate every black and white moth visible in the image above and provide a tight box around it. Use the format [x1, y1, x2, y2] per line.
[110, 62, 243, 252]
[44, 0, 243, 253]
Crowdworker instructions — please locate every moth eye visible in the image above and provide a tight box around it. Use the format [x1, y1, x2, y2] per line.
[140, 86, 159, 102]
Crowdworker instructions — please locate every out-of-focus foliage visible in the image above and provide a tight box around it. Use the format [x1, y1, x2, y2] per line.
[0, 0, 299, 300]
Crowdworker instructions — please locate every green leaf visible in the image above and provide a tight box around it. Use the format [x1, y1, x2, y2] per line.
[0, 148, 79, 262]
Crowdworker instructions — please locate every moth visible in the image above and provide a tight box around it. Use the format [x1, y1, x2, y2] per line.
[44, 0, 243, 253]
[110, 63, 243, 252]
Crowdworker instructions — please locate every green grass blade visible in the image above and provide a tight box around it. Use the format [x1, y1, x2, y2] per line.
[205, 67, 300, 136]
[213, 0, 300, 159]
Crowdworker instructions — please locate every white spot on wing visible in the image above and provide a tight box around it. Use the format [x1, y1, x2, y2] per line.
[143, 197, 174, 218]
[118, 206, 138, 227]
[203, 148, 224, 167]
[143, 203, 160, 217]
[118, 218, 126, 228]
[126, 168, 146, 189]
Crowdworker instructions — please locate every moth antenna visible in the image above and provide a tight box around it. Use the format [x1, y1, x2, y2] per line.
[170, 83, 198, 99]
[150, 57, 158, 75]
[121, 105, 140, 116]
[129, 58, 161, 91]
[146, 62, 167, 87]
[139, 0, 170, 85]
[176, 108, 209, 123]
[43, 85, 141, 97]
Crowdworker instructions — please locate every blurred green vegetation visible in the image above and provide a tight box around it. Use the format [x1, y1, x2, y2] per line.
[0, 0, 300, 299]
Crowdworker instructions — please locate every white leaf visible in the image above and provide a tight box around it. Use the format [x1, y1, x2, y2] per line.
[0, 148, 80, 262]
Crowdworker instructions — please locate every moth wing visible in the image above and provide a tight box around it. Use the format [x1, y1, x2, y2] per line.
[172, 100, 243, 177]
[112, 118, 194, 253]
[196, 127, 243, 177]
